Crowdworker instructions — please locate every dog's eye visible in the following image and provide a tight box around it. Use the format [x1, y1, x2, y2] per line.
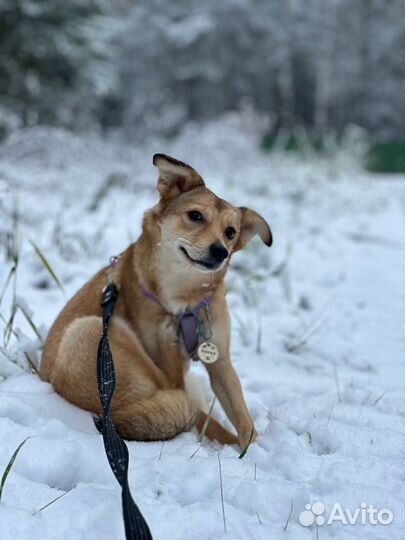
[188, 210, 203, 222]
[225, 227, 236, 240]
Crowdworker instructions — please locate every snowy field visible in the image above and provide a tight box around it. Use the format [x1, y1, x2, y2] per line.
[0, 122, 404, 540]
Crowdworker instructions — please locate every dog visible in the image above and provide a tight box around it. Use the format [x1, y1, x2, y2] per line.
[40, 154, 272, 449]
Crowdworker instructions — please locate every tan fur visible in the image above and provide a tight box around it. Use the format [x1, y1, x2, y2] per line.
[40, 154, 272, 448]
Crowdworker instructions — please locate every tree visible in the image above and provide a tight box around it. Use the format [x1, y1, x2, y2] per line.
[0, 0, 115, 136]
[109, 0, 404, 140]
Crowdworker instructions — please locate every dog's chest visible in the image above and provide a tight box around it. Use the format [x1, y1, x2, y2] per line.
[136, 312, 188, 366]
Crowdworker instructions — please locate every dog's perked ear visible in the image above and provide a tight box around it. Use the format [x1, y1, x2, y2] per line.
[234, 207, 272, 251]
[153, 154, 205, 200]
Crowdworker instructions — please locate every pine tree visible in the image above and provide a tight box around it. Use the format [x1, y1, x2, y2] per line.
[0, 0, 114, 136]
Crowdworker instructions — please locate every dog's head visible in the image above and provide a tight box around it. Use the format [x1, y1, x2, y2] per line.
[149, 153, 272, 276]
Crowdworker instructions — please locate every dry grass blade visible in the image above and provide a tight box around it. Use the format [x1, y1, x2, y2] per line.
[217, 452, 227, 534]
[270, 242, 292, 277]
[271, 242, 293, 303]
[0, 311, 18, 340]
[188, 446, 201, 460]
[24, 352, 39, 375]
[0, 437, 31, 501]
[285, 310, 327, 353]
[233, 311, 250, 346]
[34, 487, 73, 514]
[198, 397, 216, 443]
[285, 296, 331, 354]
[372, 389, 387, 406]
[333, 363, 342, 402]
[325, 402, 335, 429]
[239, 426, 254, 459]
[4, 303, 17, 346]
[255, 312, 262, 354]
[29, 240, 64, 292]
[2, 210, 21, 347]
[17, 303, 43, 343]
[88, 172, 128, 212]
[1, 312, 38, 374]
[0, 266, 15, 308]
[283, 498, 294, 531]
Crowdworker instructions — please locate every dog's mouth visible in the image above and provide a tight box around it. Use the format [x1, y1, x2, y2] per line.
[179, 246, 219, 271]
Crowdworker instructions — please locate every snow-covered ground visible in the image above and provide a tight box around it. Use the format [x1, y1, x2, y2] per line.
[0, 122, 404, 540]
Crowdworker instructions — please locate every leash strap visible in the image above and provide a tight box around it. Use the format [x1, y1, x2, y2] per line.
[97, 282, 153, 540]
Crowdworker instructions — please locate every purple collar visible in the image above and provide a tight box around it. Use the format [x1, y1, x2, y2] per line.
[142, 286, 211, 360]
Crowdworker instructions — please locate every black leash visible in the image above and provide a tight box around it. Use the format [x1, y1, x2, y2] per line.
[96, 282, 153, 540]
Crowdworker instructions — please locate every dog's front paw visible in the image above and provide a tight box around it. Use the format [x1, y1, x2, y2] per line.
[238, 425, 258, 451]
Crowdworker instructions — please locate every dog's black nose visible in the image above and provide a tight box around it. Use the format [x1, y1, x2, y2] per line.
[209, 242, 229, 263]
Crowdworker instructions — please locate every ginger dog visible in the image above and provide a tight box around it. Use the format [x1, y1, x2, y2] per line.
[40, 154, 272, 449]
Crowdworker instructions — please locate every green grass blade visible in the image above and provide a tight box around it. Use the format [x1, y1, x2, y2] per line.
[0, 437, 31, 501]
[29, 240, 64, 292]
[198, 397, 216, 443]
[238, 426, 255, 459]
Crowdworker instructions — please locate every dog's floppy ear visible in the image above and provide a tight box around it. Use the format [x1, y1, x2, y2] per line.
[234, 207, 272, 251]
[153, 154, 205, 199]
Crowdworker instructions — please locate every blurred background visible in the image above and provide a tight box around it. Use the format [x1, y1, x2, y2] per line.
[0, 0, 404, 172]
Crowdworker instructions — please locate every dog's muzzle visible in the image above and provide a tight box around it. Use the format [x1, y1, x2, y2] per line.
[180, 242, 228, 271]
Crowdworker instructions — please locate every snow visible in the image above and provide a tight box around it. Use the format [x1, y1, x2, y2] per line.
[0, 123, 404, 540]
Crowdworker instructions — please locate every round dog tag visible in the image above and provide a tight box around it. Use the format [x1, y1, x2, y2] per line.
[197, 342, 219, 364]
